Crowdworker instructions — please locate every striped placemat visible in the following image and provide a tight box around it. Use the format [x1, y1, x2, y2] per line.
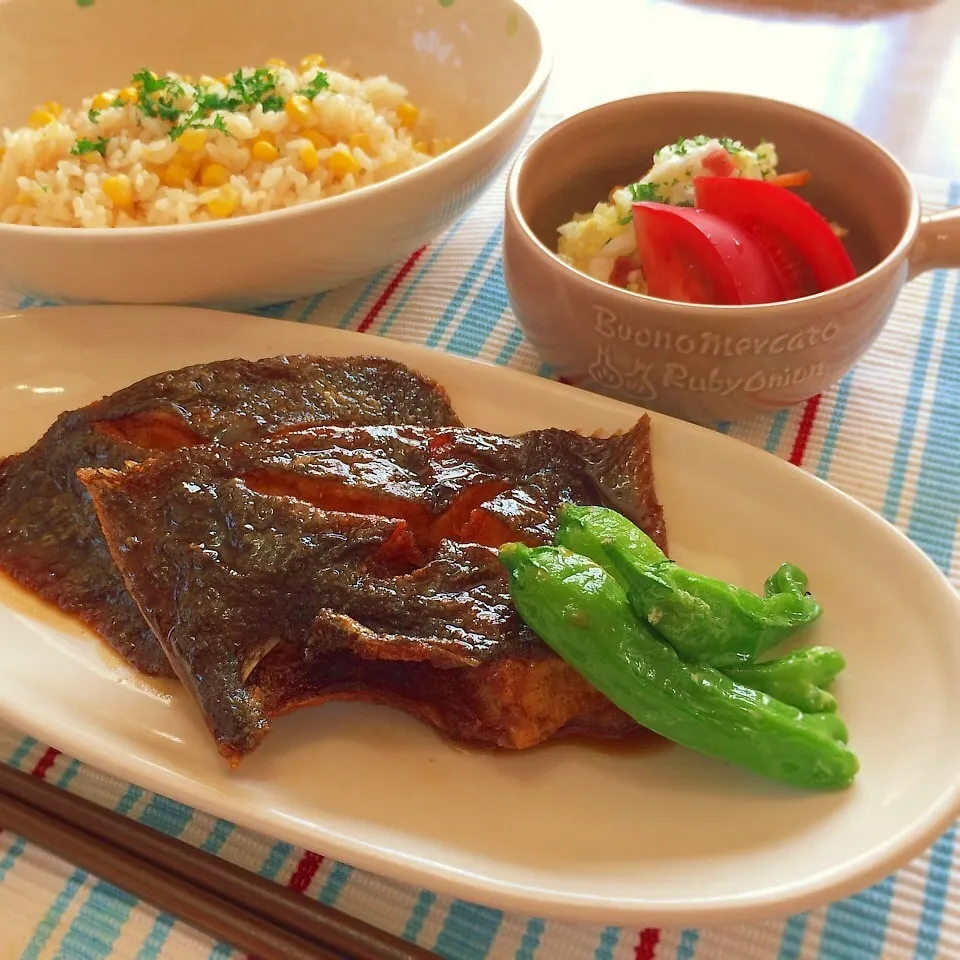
[1, 157, 959, 960]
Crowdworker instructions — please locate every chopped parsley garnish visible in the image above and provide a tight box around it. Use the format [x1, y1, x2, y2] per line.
[107, 63, 331, 140]
[691, 134, 711, 147]
[132, 68, 166, 96]
[131, 69, 184, 123]
[170, 111, 230, 139]
[260, 94, 285, 112]
[169, 87, 244, 136]
[230, 68, 279, 106]
[297, 71, 330, 99]
[719, 136, 742, 154]
[628, 181, 662, 203]
[168, 113, 196, 138]
[87, 108, 101, 124]
[71, 136, 109, 157]
[169, 67, 294, 134]
[195, 89, 243, 113]
[673, 137, 688, 156]
[618, 181, 665, 223]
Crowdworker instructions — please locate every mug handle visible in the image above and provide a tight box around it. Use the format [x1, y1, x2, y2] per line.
[908, 206, 960, 281]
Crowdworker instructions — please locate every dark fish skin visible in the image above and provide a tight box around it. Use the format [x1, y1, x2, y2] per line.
[80, 418, 665, 764]
[0, 356, 460, 675]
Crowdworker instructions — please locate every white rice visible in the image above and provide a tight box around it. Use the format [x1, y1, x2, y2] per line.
[0, 59, 453, 228]
[556, 136, 779, 292]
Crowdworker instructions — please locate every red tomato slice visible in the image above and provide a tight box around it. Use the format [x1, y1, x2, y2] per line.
[693, 176, 856, 297]
[632, 202, 787, 306]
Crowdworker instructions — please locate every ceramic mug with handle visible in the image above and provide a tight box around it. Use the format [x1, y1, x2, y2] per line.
[503, 91, 960, 423]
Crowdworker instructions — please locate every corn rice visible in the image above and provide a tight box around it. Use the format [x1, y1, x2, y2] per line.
[0, 59, 453, 228]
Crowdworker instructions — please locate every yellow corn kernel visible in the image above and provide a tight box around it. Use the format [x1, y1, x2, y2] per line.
[200, 162, 230, 187]
[266, 57, 287, 68]
[102, 174, 133, 208]
[119, 86, 138, 104]
[216, 75, 231, 85]
[252, 138, 279, 162]
[91, 93, 113, 111]
[206, 185, 239, 218]
[326, 146, 360, 177]
[396, 102, 419, 128]
[161, 157, 198, 188]
[299, 141, 320, 173]
[285, 94, 314, 125]
[302, 129, 332, 150]
[16, 190, 32, 205]
[28, 109, 57, 129]
[176, 128, 208, 153]
[348, 132, 372, 154]
[43, 100, 63, 117]
[199, 74, 217, 86]
[413, 140, 429, 154]
[299, 53, 326, 71]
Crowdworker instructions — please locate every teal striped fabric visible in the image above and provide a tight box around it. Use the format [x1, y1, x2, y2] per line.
[0, 168, 958, 960]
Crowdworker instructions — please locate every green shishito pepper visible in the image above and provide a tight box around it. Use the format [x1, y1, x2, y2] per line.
[725, 646, 845, 714]
[556, 505, 821, 668]
[499, 543, 858, 790]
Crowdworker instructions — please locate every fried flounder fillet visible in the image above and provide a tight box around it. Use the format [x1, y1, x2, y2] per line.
[0, 356, 460, 675]
[80, 419, 667, 764]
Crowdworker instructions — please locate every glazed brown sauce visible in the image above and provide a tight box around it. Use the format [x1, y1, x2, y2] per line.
[0, 568, 101, 640]
[92, 411, 207, 451]
[0, 356, 669, 762]
[446, 726, 670, 758]
[0, 356, 466, 676]
[0, 571, 176, 699]
[2, 567, 666, 759]
[241, 469, 517, 553]
[541, 727, 669, 756]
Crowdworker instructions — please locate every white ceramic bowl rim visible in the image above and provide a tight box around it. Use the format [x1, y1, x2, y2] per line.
[507, 90, 922, 314]
[0, 1, 552, 241]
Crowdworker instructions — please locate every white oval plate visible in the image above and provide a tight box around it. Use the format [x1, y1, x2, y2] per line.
[2, 305, 959, 927]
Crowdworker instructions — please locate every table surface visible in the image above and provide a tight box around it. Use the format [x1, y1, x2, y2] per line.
[2, 5, 960, 960]
[527, 0, 960, 181]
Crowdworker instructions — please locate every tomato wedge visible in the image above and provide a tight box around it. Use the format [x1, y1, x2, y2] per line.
[693, 176, 856, 297]
[632, 202, 786, 306]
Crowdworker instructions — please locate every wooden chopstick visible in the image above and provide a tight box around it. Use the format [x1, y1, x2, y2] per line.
[0, 791, 340, 960]
[0, 764, 438, 960]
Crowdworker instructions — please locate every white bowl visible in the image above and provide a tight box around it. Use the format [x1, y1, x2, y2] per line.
[0, 0, 549, 309]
